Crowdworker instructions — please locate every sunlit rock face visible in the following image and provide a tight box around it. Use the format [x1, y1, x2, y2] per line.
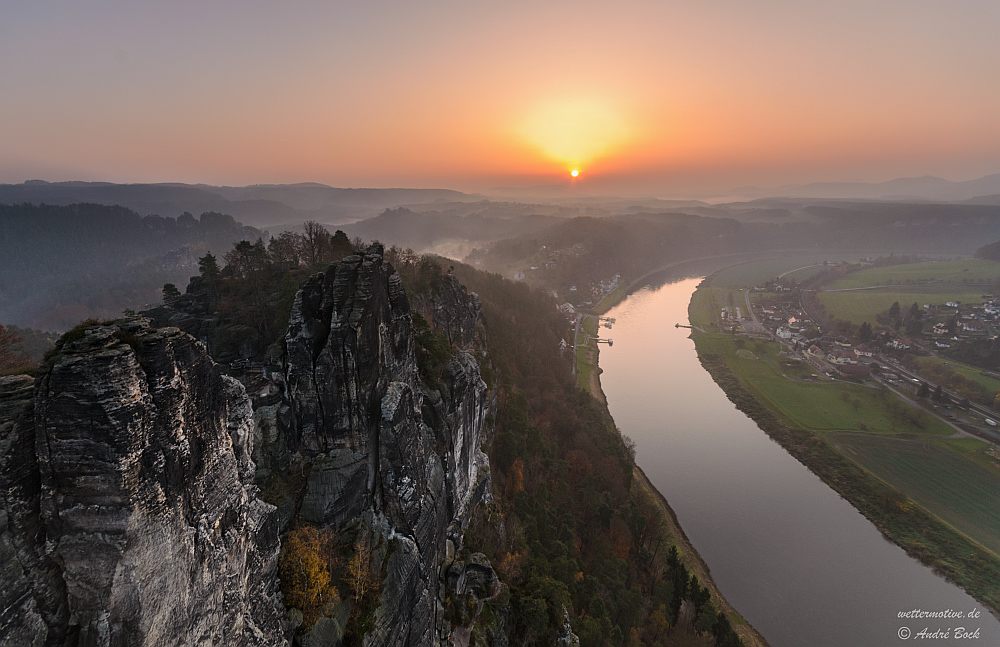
[0, 320, 288, 647]
[274, 245, 495, 646]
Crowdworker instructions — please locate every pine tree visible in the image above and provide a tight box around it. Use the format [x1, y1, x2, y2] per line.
[858, 322, 873, 342]
[198, 252, 221, 280]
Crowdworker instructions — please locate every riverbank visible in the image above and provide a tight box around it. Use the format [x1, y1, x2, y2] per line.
[577, 283, 770, 646]
[687, 299, 1000, 615]
[632, 465, 769, 647]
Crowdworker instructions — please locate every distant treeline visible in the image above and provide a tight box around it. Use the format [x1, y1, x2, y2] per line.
[470, 205, 1000, 297]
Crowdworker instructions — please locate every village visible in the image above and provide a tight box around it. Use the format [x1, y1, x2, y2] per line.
[706, 267, 1000, 444]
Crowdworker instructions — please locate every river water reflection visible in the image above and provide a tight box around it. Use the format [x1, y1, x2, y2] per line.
[598, 277, 1000, 647]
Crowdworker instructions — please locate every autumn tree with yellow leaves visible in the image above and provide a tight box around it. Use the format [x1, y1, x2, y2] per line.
[279, 525, 341, 631]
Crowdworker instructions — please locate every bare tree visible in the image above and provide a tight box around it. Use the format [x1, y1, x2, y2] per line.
[268, 231, 303, 267]
[302, 221, 331, 268]
[0, 324, 29, 372]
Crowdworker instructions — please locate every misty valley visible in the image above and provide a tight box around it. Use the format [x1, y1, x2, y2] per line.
[2, 181, 1000, 647]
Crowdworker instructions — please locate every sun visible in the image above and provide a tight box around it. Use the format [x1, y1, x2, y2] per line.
[571, 169, 579, 177]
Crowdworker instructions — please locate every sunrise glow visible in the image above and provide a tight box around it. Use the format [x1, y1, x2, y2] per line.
[519, 98, 631, 172]
[1, 1, 998, 194]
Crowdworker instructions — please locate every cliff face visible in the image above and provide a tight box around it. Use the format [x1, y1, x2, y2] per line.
[266, 245, 495, 645]
[1, 246, 498, 646]
[0, 320, 288, 647]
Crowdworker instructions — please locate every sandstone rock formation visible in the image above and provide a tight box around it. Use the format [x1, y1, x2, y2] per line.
[1, 245, 500, 646]
[0, 319, 288, 647]
[264, 245, 497, 646]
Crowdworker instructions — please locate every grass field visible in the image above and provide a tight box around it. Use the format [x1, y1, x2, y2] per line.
[688, 281, 716, 329]
[826, 259, 1000, 290]
[817, 289, 987, 326]
[710, 255, 839, 288]
[695, 334, 953, 435]
[831, 432, 1000, 556]
[781, 264, 828, 283]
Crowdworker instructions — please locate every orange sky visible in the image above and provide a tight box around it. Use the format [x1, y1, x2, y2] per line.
[2, 1, 999, 195]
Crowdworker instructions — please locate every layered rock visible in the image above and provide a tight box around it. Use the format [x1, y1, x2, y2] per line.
[267, 245, 495, 646]
[0, 319, 288, 647]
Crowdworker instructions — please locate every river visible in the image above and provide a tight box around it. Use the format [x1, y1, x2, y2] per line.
[598, 277, 1000, 647]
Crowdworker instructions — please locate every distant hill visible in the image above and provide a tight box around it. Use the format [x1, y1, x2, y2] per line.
[341, 207, 559, 258]
[724, 173, 1000, 202]
[0, 203, 261, 330]
[0, 181, 479, 228]
[975, 239, 1000, 262]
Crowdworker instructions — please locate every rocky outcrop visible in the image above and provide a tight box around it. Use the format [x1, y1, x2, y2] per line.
[440, 552, 502, 647]
[0, 319, 288, 647]
[265, 245, 496, 645]
[1, 246, 498, 646]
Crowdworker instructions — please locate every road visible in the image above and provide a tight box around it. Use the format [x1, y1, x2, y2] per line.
[742, 288, 769, 336]
[876, 356, 1000, 445]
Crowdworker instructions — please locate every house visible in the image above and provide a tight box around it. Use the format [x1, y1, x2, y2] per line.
[513, 271, 526, 280]
[935, 341, 952, 348]
[776, 327, 793, 340]
[827, 349, 857, 365]
[558, 302, 576, 316]
[946, 301, 960, 308]
[889, 338, 912, 350]
[806, 344, 824, 357]
[599, 274, 622, 292]
[853, 346, 873, 360]
[962, 321, 986, 332]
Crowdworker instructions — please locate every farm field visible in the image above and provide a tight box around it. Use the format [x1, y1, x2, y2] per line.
[830, 432, 1000, 556]
[825, 259, 1000, 290]
[710, 255, 841, 288]
[695, 334, 953, 435]
[817, 289, 987, 326]
[781, 264, 828, 283]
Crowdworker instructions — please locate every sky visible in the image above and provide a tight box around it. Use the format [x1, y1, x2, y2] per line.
[2, 1, 999, 196]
